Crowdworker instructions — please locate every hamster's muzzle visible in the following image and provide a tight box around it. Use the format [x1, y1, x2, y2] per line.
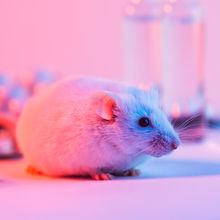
[166, 137, 180, 151]
[147, 134, 180, 157]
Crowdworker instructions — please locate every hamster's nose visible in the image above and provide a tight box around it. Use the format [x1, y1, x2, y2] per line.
[171, 141, 178, 150]
[171, 136, 181, 150]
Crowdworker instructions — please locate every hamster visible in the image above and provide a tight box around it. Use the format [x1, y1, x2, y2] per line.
[16, 77, 180, 180]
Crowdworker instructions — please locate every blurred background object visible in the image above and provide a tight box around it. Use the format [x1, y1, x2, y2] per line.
[0, 113, 18, 158]
[0, 71, 56, 158]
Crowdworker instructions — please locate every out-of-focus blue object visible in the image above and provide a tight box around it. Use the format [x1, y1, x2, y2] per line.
[7, 85, 30, 116]
[30, 70, 56, 94]
[0, 74, 10, 85]
[35, 70, 55, 84]
[9, 86, 29, 100]
[0, 74, 11, 111]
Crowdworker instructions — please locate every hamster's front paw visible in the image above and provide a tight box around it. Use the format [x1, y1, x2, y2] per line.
[123, 169, 141, 177]
[114, 169, 141, 177]
[91, 173, 113, 181]
[27, 165, 42, 175]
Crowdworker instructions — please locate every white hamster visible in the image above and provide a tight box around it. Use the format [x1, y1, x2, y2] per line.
[16, 77, 180, 180]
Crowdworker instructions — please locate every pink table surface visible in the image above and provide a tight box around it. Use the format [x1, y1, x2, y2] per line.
[1, 131, 220, 220]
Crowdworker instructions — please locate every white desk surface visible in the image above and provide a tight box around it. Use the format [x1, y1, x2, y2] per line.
[1, 131, 220, 220]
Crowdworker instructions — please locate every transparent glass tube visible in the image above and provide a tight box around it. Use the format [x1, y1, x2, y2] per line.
[123, 0, 163, 89]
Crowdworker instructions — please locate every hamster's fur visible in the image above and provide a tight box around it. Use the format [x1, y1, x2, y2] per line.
[16, 77, 180, 180]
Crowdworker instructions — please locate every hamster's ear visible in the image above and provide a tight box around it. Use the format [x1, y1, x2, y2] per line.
[95, 92, 118, 120]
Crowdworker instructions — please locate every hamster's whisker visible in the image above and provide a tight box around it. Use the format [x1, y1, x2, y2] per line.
[178, 131, 205, 141]
[177, 121, 207, 132]
[134, 138, 160, 157]
[175, 119, 207, 131]
[175, 118, 196, 130]
[176, 122, 207, 134]
[174, 112, 203, 130]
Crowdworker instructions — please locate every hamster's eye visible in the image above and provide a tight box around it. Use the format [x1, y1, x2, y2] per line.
[138, 117, 151, 128]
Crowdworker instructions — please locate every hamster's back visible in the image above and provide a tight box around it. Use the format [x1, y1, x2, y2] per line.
[16, 77, 130, 174]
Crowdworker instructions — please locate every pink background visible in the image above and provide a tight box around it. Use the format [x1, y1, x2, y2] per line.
[0, 0, 126, 79]
[0, 0, 219, 102]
